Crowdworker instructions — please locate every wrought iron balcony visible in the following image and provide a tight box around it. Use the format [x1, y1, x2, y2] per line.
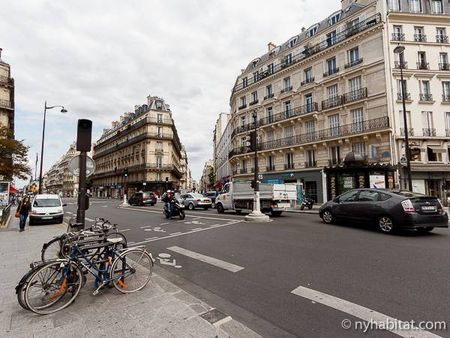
[397, 92, 411, 101]
[436, 35, 448, 43]
[238, 104, 247, 110]
[394, 61, 408, 69]
[446, 129, 450, 137]
[417, 62, 429, 70]
[281, 86, 293, 93]
[328, 159, 342, 166]
[414, 34, 427, 42]
[301, 77, 315, 86]
[266, 166, 276, 171]
[422, 128, 436, 136]
[305, 161, 317, 168]
[249, 100, 259, 106]
[419, 93, 433, 101]
[323, 67, 339, 77]
[439, 63, 450, 71]
[239, 168, 248, 174]
[231, 14, 382, 94]
[284, 163, 295, 170]
[229, 116, 390, 158]
[400, 128, 414, 136]
[264, 93, 274, 100]
[392, 33, 405, 41]
[343, 88, 368, 104]
[344, 58, 363, 69]
[443, 94, 450, 102]
[322, 96, 342, 110]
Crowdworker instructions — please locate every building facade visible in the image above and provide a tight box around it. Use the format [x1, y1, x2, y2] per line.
[384, 0, 450, 199]
[214, 115, 232, 189]
[199, 160, 214, 192]
[91, 95, 186, 198]
[179, 146, 193, 191]
[228, 0, 395, 203]
[0, 49, 14, 132]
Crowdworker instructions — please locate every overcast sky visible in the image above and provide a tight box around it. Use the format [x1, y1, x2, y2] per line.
[1, 0, 339, 187]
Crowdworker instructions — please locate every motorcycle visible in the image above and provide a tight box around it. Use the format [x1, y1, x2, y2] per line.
[163, 199, 186, 220]
[300, 196, 314, 210]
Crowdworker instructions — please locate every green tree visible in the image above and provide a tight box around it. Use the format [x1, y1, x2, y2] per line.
[0, 126, 31, 180]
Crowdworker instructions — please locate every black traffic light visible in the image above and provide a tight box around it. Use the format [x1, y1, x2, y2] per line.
[76, 119, 92, 152]
[124, 168, 128, 177]
[246, 131, 257, 151]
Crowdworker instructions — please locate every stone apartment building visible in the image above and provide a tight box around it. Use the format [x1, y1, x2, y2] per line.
[213, 113, 232, 189]
[91, 95, 187, 197]
[227, 0, 450, 202]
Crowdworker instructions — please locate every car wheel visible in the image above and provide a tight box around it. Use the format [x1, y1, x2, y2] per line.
[378, 216, 395, 234]
[418, 227, 434, 233]
[188, 203, 195, 210]
[217, 204, 224, 214]
[321, 210, 333, 224]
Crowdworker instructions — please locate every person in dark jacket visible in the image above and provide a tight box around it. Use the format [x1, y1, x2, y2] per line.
[16, 196, 31, 232]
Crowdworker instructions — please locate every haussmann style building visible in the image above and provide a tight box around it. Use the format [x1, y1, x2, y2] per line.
[91, 95, 188, 198]
[227, 0, 450, 203]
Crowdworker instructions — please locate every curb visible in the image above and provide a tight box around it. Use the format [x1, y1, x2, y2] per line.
[285, 209, 319, 214]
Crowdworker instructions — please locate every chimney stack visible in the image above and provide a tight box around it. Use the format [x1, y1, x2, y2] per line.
[268, 42, 277, 53]
[301, 27, 306, 32]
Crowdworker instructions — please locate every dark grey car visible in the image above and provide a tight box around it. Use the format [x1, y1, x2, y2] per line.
[319, 189, 448, 234]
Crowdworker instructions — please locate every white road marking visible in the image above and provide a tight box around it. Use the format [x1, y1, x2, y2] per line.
[145, 237, 159, 241]
[167, 246, 244, 273]
[120, 228, 130, 232]
[85, 217, 95, 222]
[160, 222, 169, 225]
[290, 286, 441, 338]
[213, 316, 232, 327]
[170, 232, 182, 236]
[140, 225, 152, 229]
[192, 227, 203, 231]
[132, 220, 242, 245]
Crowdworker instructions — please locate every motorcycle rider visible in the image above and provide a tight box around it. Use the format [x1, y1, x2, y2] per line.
[162, 190, 175, 217]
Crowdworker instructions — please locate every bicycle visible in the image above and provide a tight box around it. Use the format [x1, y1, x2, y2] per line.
[23, 237, 153, 315]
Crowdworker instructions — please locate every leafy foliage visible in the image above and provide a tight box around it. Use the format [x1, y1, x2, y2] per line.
[0, 126, 31, 180]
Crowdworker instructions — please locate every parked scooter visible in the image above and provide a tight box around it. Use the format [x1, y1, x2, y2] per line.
[163, 199, 186, 220]
[300, 196, 314, 210]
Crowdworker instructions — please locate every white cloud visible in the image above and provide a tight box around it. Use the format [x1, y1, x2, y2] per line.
[1, 0, 339, 187]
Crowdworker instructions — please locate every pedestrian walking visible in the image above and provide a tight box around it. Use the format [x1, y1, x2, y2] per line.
[15, 196, 31, 232]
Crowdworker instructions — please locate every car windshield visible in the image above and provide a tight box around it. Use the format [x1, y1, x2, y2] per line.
[33, 199, 61, 207]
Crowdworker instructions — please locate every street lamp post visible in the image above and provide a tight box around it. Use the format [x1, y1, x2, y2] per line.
[38, 101, 67, 194]
[394, 46, 413, 191]
[245, 111, 270, 222]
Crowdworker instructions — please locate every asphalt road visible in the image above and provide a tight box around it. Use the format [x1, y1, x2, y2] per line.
[61, 198, 450, 338]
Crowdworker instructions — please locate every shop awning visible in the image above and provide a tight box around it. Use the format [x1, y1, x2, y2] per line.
[9, 185, 17, 193]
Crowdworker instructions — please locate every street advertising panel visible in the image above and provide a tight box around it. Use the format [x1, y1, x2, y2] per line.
[0, 182, 10, 206]
[369, 174, 386, 189]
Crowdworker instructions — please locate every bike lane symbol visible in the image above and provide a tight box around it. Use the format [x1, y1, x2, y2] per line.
[157, 253, 182, 268]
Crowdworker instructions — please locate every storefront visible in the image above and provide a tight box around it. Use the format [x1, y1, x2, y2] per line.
[325, 153, 396, 201]
[407, 165, 450, 204]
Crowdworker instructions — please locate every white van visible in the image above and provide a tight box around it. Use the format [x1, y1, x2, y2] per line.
[29, 194, 65, 225]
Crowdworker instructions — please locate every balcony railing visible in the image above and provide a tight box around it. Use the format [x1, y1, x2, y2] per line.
[284, 163, 295, 170]
[392, 33, 405, 41]
[305, 161, 317, 168]
[423, 128, 436, 136]
[436, 35, 448, 43]
[344, 58, 363, 69]
[281, 86, 293, 93]
[301, 77, 315, 86]
[322, 96, 342, 110]
[266, 166, 276, 171]
[446, 129, 450, 137]
[414, 34, 427, 42]
[443, 94, 450, 102]
[264, 93, 274, 100]
[323, 67, 339, 77]
[394, 61, 408, 69]
[417, 62, 429, 70]
[439, 63, 450, 70]
[0, 99, 11, 109]
[397, 93, 411, 101]
[231, 13, 381, 94]
[400, 128, 414, 136]
[249, 100, 259, 106]
[239, 168, 248, 174]
[419, 93, 433, 101]
[229, 116, 389, 158]
[238, 104, 247, 110]
[343, 88, 368, 104]
[328, 159, 342, 166]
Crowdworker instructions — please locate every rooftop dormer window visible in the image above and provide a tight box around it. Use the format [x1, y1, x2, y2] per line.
[289, 37, 298, 48]
[155, 100, 163, 110]
[251, 58, 260, 68]
[307, 24, 319, 37]
[329, 11, 341, 25]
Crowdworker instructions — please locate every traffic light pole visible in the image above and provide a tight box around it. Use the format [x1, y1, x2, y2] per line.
[76, 151, 87, 228]
[245, 112, 270, 222]
[121, 169, 129, 206]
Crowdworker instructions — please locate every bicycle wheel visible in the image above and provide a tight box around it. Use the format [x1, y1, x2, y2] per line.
[41, 237, 64, 262]
[111, 248, 153, 293]
[16, 261, 48, 310]
[24, 260, 83, 314]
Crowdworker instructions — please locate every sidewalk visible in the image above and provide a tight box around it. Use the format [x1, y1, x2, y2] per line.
[286, 205, 320, 214]
[0, 218, 261, 338]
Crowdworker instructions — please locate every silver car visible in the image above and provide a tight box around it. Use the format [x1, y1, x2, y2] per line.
[181, 193, 212, 210]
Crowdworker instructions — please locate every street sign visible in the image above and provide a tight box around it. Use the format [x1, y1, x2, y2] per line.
[400, 156, 407, 167]
[68, 155, 96, 177]
[258, 174, 263, 180]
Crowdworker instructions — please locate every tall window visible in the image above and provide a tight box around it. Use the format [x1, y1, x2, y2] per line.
[398, 79, 408, 99]
[266, 130, 274, 141]
[440, 53, 449, 70]
[156, 156, 162, 168]
[393, 25, 403, 40]
[285, 152, 294, 169]
[351, 108, 364, 132]
[266, 84, 273, 98]
[329, 114, 340, 137]
[240, 96, 246, 107]
[327, 84, 339, 107]
[446, 112, 450, 135]
[253, 71, 259, 82]
[352, 142, 366, 156]
[436, 28, 447, 42]
[267, 63, 274, 74]
[304, 67, 313, 82]
[421, 80, 431, 95]
[306, 150, 316, 167]
[284, 101, 292, 117]
[156, 141, 163, 151]
[349, 76, 362, 92]
[283, 77, 291, 91]
[242, 77, 248, 88]
[267, 107, 274, 123]
[443, 82, 450, 100]
[305, 94, 314, 112]
[284, 126, 294, 138]
[157, 126, 162, 137]
[326, 57, 337, 74]
[414, 26, 425, 41]
[422, 111, 434, 134]
[399, 110, 412, 135]
[251, 91, 258, 103]
[409, 0, 421, 12]
[348, 47, 360, 64]
[285, 53, 293, 65]
[326, 31, 337, 46]
[330, 146, 341, 165]
[268, 156, 275, 170]
[329, 12, 341, 25]
[307, 25, 318, 37]
[240, 116, 246, 128]
[156, 172, 161, 181]
[431, 0, 443, 14]
[157, 113, 163, 123]
[389, 0, 401, 11]
[305, 120, 316, 141]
